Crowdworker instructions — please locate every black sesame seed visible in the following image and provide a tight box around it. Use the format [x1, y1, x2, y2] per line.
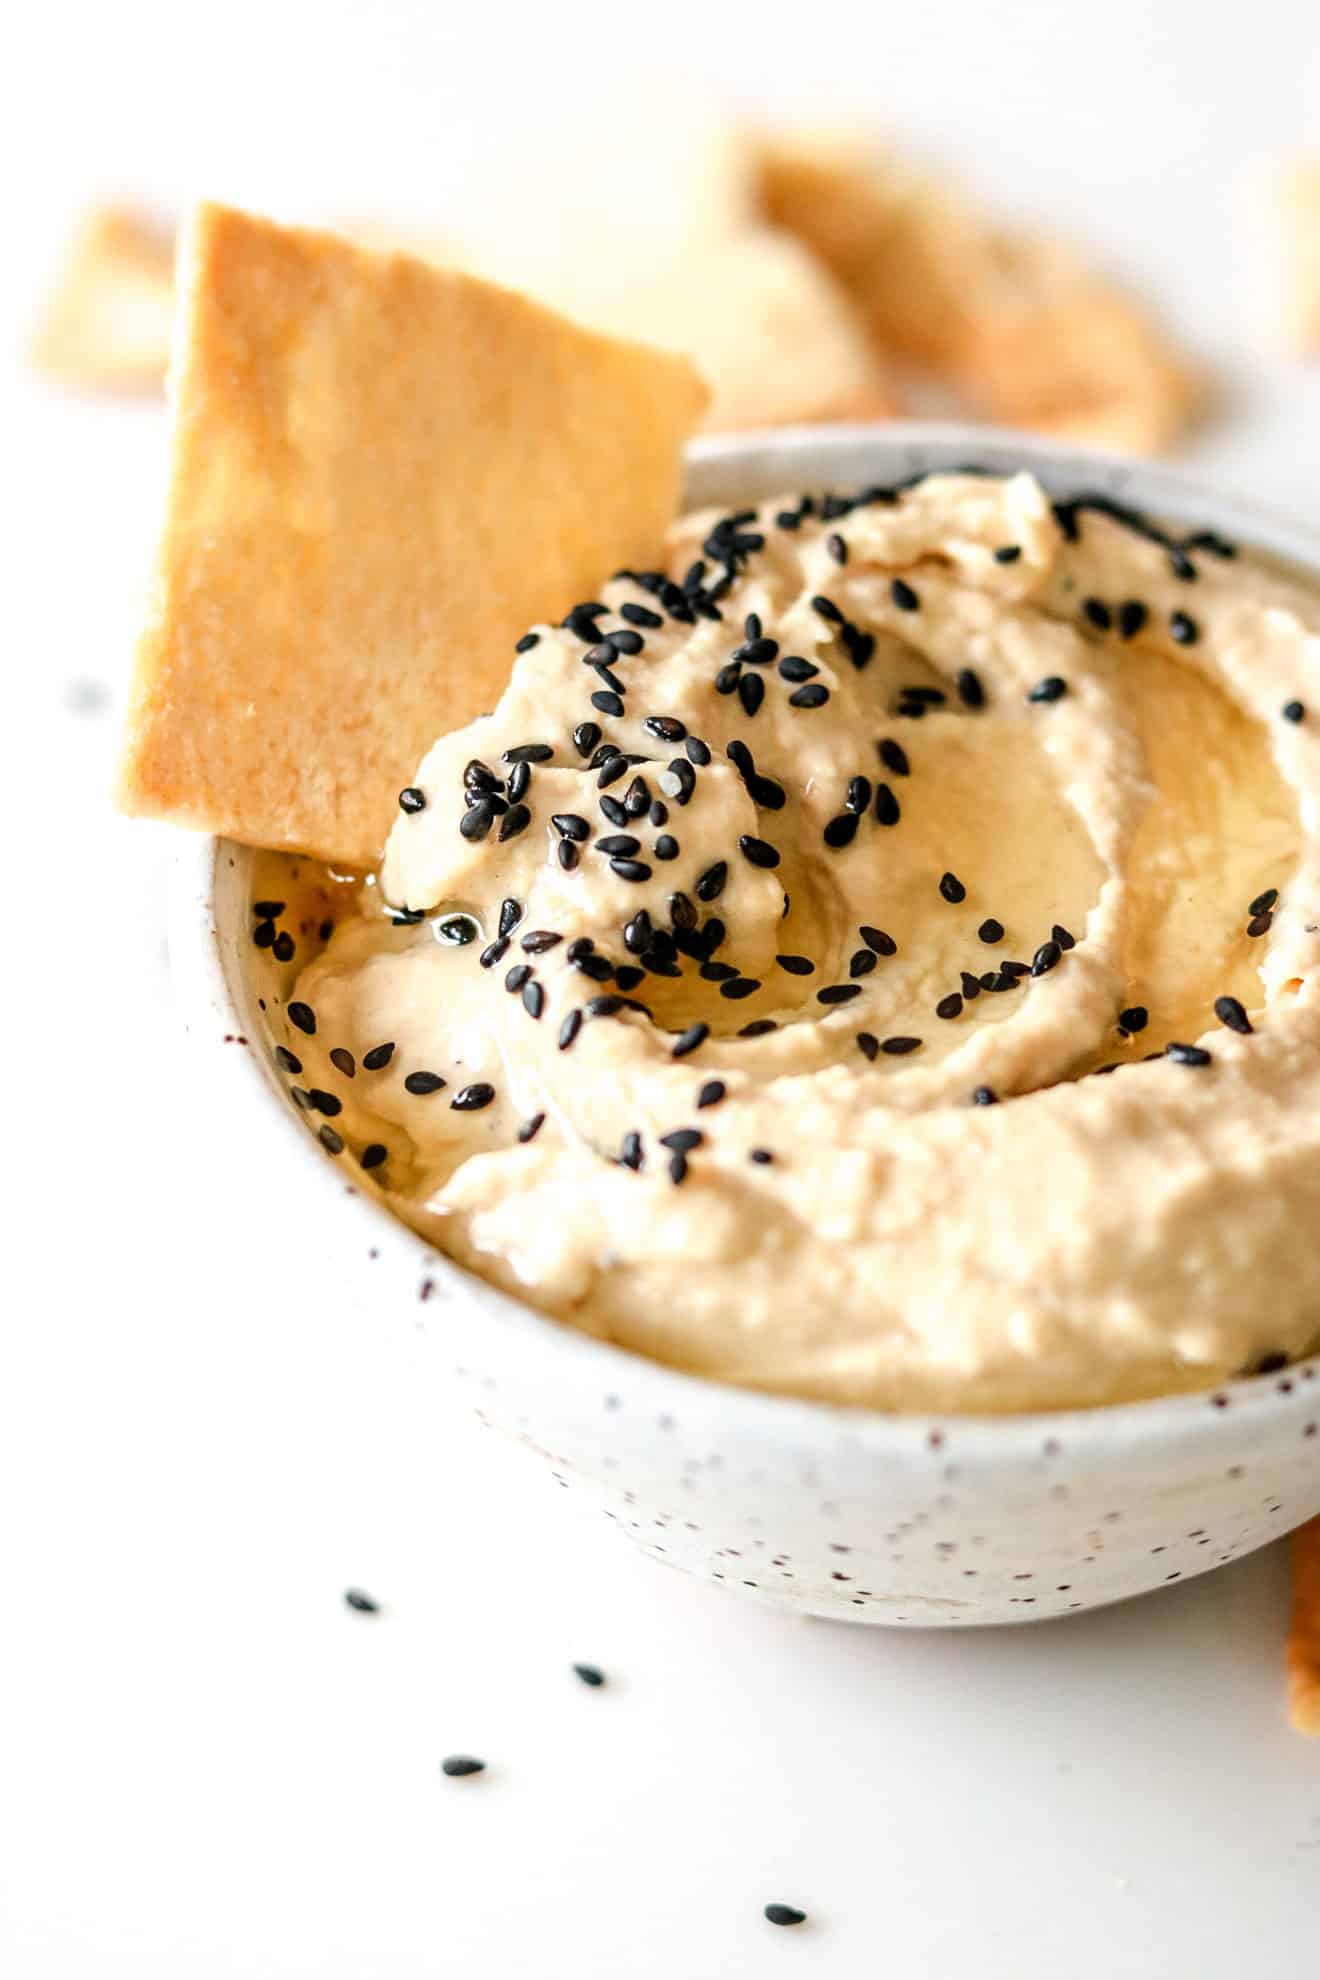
[1082, 597, 1112, 631]
[1118, 599, 1148, 640]
[623, 911, 653, 955]
[859, 926, 897, 957]
[1117, 1005, 1149, 1035]
[398, 786, 427, 813]
[823, 814, 859, 849]
[877, 738, 910, 777]
[668, 1151, 689, 1185]
[307, 1088, 341, 1116]
[697, 1080, 726, 1108]
[1166, 1041, 1212, 1066]
[460, 803, 494, 842]
[738, 637, 779, 667]
[404, 1071, 446, 1095]
[498, 803, 531, 842]
[668, 892, 697, 930]
[505, 964, 531, 994]
[901, 685, 946, 705]
[779, 655, 817, 682]
[955, 667, 985, 708]
[695, 861, 727, 903]
[558, 1008, 583, 1050]
[272, 932, 295, 962]
[738, 673, 765, 717]
[738, 1019, 777, 1037]
[1028, 676, 1068, 704]
[503, 744, 553, 764]
[978, 918, 1004, 944]
[574, 953, 614, 982]
[661, 1128, 704, 1153]
[610, 858, 652, 882]
[598, 754, 630, 789]
[451, 1082, 496, 1111]
[972, 1086, 999, 1105]
[654, 835, 678, 861]
[1052, 924, 1076, 951]
[587, 994, 624, 1018]
[1250, 888, 1279, 916]
[849, 949, 876, 978]
[558, 841, 579, 871]
[591, 691, 625, 718]
[619, 1131, 644, 1171]
[764, 1905, 807, 1929]
[890, 578, 920, 612]
[856, 1032, 879, 1061]
[702, 961, 738, 983]
[361, 1143, 387, 1170]
[254, 900, 285, 918]
[1214, 995, 1252, 1034]
[846, 776, 872, 814]
[274, 1045, 303, 1075]
[522, 980, 545, 1019]
[661, 759, 697, 805]
[464, 759, 501, 793]
[672, 1022, 709, 1059]
[685, 736, 712, 765]
[518, 1112, 545, 1144]
[644, 715, 687, 743]
[1168, 611, 1198, 645]
[621, 602, 663, 629]
[936, 993, 963, 1019]
[288, 1001, 316, 1036]
[993, 545, 1022, 564]
[874, 783, 900, 826]
[817, 983, 862, 1005]
[572, 721, 602, 758]
[811, 595, 843, 623]
[608, 629, 644, 656]
[506, 760, 531, 803]
[389, 908, 426, 928]
[362, 1042, 395, 1070]
[1247, 911, 1273, 939]
[329, 1047, 356, 1079]
[1031, 939, 1062, 976]
[515, 631, 539, 653]
[789, 682, 830, 709]
[961, 971, 981, 999]
[551, 813, 590, 843]
[440, 1756, 485, 1778]
[776, 953, 814, 976]
[317, 1126, 344, 1154]
[597, 833, 641, 857]
[939, 872, 966, 904]
[739, 835, 780, 869]
[881, 1035, 922, 1055]
[827, 531, 848, 565]
[720, 977, 761, 999]
[1283, 700, 1306, 724]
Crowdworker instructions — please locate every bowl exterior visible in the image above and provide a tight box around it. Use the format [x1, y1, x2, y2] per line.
[174, 421, 1320, 1626]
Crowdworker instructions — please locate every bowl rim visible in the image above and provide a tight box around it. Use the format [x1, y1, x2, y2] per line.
[168, 417, 1320, 1460]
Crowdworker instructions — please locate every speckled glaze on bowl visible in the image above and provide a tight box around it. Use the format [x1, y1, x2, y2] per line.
[169, 422, 1320, 1626]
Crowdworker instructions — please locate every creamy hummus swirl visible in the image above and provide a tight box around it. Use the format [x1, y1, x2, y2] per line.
[283, 471, 1320, 1412]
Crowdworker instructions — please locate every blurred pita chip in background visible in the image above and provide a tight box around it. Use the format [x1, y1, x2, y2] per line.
[28, 107, 1206, 454]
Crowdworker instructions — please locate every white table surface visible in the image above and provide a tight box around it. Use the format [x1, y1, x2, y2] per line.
[4, 4, 1320, 1973]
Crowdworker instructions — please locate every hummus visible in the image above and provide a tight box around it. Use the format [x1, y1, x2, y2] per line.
[276, 471, 1320, 1412]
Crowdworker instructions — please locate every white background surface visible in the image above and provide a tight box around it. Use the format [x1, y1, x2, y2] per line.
[5, 3, 1320, 1973]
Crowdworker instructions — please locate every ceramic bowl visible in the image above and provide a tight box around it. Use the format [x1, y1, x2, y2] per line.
[169, 421, 1320, 1627]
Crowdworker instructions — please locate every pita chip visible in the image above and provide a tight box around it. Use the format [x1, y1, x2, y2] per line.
[31, 205, 175, 393]
[117, 203, 707, 867]
[1288, 1516, 1320, 1735]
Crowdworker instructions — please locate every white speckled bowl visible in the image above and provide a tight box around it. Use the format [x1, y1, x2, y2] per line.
[170, 422, 1320, 1626]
